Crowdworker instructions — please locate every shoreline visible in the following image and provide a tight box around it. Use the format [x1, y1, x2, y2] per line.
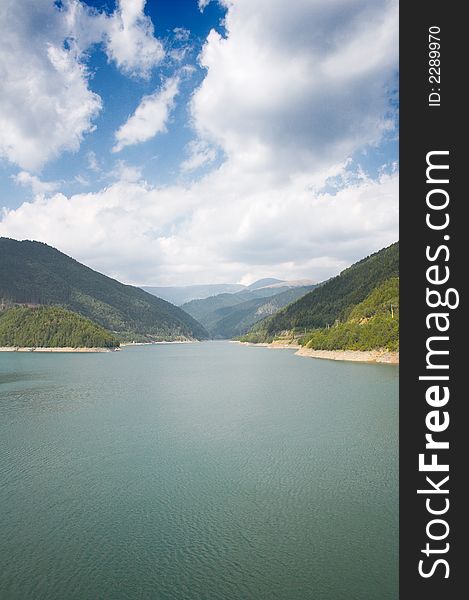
[295, 347, 399, 364]
[121, 340, 195, 346]
[234, 341, 301, 349]
[234, 340, 399, 364]
[1, 341, 399, 363]
[0, 346, 119, 353]
[0, 339, 198, 353]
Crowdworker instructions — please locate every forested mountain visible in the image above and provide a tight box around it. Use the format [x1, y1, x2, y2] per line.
[0, 306, 120, 348]
[302, 277, 399, 351]
[144, 278, 314, 305]
[241, 242, 399, 345]
[0, 238, 208, 342]
[182, 285, 316, 338]
[143, 283, 245, 306]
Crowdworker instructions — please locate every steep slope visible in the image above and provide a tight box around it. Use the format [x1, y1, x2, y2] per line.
[0, 238, 208, 342]
[183, 285, 315, 338]
[181, 293, 248, 334]
[0, 306, 120, 348]
[213, 286, 316, 338]
[303, 277, 399, 351]
[242, 242, 399, 342]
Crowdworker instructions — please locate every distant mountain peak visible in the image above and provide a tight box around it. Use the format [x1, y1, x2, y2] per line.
[258, 278, 316, 289]
[246, 278, 285, 290]
[142, 283, 245, 306]
[247, 278, 316, 290]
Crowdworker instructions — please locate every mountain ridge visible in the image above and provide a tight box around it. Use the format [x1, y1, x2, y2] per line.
[241, 242, 399, 346]
[182, 284, 316, 338]
[144, 278, 315, 305]
[0, 238, 208, 342]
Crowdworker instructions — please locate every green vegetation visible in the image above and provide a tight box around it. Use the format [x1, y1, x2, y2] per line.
[302, 278, 399, 351]
[183, 293, 248, 334]
[143, 283, 245, 305]
[183, 285, 315, 338]
[0, 306, 120, 348]
[241, 242, 399, 350]
[0, 238, 208, 342]
[214, 286, 315, 338]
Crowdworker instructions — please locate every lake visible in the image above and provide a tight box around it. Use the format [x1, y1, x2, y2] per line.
[0, 342, 398, 600]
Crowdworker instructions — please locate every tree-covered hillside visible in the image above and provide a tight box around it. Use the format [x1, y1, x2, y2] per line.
[0, 306, 120, 348]
[183, 285, 315, 338]
[302, 277, 399, 351]
[182, 292, 248, 333]
[241, 242, 399, 344]
[143, 283, 245, 305]
[211, 286, 316, 338]
[0, 238, 208, 342]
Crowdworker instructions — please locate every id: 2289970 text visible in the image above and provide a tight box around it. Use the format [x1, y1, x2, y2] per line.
[428, 26, 441, 107]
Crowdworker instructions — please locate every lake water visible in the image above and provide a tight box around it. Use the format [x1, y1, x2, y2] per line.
[0, 342, 398, 600]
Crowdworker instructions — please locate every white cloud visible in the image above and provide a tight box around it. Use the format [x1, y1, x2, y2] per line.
[12, 171, 61, 196]
[0, 0, 102, 171]
[0, 0, 398, 286]
[198, 0, 213, 11]
[0, 165, 398, 286]
[61, 0, 165, 78]
[105, 0, 164, 79]
[180, 140, 217, 172]
[192, 0, 398, 177]
[112, 77, 180, 152]
[74, 174, 89, 186]
[86, 151, 101, 172]
[0, 0, 164, 171]
[110, 160, 143, 183]
[173, 27, 190, 42]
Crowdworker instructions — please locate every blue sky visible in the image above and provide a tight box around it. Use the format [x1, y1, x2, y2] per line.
[1, 0, 227, 208]
[0, 0, 398, 286]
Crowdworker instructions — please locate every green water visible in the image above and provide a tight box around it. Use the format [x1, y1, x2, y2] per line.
[0, 342, 398, 600]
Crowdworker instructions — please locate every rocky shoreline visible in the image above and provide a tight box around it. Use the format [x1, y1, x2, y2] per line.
[235, 341, 301, 349]
[295, 347, 399, 364]
[235, 340, 399, 364]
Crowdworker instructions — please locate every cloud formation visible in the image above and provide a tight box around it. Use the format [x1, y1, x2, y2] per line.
[0, 164, 398, 285]
[192, 0, 398, 177]
[109, 160, 143, 183]
[0, 1, 102, 171]
[180, 140, 217, 172]
[0, 0, 398, 286]
[105, 0, 164, 79]
[12, 172, 61, 196]
[198, 1, 213, 12]
[113, 77, 180, 152]
[0, 0, 164, 171]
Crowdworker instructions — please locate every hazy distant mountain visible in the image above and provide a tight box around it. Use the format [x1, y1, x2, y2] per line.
[144, 278, 315, 306]
[251, 278, 315, 290]
[242, 242, 399, 346]
[246, 278, 284, 290]
[182, 284, 316, 338]
[0, 238, 208, 342]
[142, 284, 245, 306]
[210, 286, 317, 339]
